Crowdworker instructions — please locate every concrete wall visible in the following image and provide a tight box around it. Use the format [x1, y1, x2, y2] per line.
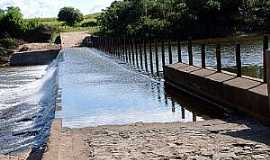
[9, 49, 60, 66]
[164, 63, 270, 124]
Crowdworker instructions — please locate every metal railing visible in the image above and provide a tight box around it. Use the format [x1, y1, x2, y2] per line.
[90, 35, 269, 82]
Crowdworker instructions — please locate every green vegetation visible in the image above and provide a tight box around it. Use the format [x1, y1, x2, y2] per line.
[0, 6, 99, 51]
[28, 13, 99, 33]
[98, 0, 270, 39]
[58, 7, 83, 26]
[0, 7, 55, 44]
[0, 38, 19, 49]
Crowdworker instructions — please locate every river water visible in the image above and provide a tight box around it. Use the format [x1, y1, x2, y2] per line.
[57, 48, 215, 128]
[137, 39, 265, 79]
[1, 40, 263, 154]
[0, 59, 59, 154]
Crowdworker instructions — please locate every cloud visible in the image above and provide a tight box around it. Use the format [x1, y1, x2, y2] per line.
[0, 0, 114, 18]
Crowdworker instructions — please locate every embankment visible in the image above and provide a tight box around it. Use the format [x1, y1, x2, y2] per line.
[9, 49, 60, 66]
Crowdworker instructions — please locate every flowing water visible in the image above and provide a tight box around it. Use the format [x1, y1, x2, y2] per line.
[0, 58, 59, 154]
[1, 39, 264, 154]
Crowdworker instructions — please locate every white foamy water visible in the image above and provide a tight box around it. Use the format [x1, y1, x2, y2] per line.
[0, 55, 60, 154]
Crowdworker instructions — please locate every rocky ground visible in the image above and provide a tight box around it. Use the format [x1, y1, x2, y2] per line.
[38, 117, 270, 160]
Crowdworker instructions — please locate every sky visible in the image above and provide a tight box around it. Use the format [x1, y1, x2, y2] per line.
[0, 0, 115, 18]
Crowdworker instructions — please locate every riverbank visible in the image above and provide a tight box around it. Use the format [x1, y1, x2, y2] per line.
[0, 43, 60, 66]
[40, 116, 270, 160]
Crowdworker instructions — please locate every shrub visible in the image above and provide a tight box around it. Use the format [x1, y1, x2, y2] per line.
[0, 7, 26, 38]
[0, 38, 19, 49]
[81, 21, 97, 27]
[24, 25, 55, 42]
[58, 7, 83, 26]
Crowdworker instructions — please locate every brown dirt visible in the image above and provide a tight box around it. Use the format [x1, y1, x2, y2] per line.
[17, 43, 60, 52]
[60, 32, 90, 48]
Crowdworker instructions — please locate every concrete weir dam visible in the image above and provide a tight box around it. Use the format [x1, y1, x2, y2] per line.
[0, 33, 213, 155]
[1, 32, 270, 159]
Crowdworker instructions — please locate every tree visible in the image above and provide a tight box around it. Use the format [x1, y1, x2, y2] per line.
[58, 7, 83, 26]
[0, 9, 4, 18]
[97, 0, 270, 38]
[0, 7, 26, 38]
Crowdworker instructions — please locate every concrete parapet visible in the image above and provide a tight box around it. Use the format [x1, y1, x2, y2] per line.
[164, 63, 270, 124]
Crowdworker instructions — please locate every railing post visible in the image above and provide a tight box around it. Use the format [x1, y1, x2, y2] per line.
[108, 38, 110, 53]
[139, 39, 143, 70]
[201, 44, 206, 68]
[216, 44, 222, 72]
[149, 36, 154, 74]
[236, 44, 242, 77]
[144, 38, 148, 72]
[161, 39, 166, 67]
[135, 38, 139, 68]
[106, 38, 109, 53]
[116, 38, 119, 57]
[124, 38, 128, 62]
[177, 39, 182, 63]
[155, 39, 160, 77]
[131, 39, 135, 66]
[266, 50, 270, 112]
[168, 39, 173, 64]
[112, 38, 115, 55]
[122, 38, 124, 61]
[128, 39, 132, 64]
[264, 35, 269, 83]
[188, 38, 193, 65]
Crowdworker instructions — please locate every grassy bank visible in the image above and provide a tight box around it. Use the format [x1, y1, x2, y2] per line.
[26, 13, 100, 34]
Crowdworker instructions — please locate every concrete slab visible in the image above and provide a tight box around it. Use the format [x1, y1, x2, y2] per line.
[224, 77, 261, 90]
[167, 63, 188, 70]
[249, 84, 268, 96]
[42, 119, 62, 160]
[9, 49, 60, 66]
[191, 68, 216, 77]
[168, 63, 199, 73]
[206, 73, 235, 83]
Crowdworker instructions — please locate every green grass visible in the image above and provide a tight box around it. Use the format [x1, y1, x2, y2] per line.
[25, 13, 100, 34]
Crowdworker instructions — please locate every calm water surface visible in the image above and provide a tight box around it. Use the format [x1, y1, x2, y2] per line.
[138, 39, 265, 79]
[57, 48, 212, 128]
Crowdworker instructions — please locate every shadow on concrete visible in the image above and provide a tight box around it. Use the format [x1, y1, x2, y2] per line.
[27, 150, 43, 160]
[165, 83, 270, 146]
[223, 118, 270, 146]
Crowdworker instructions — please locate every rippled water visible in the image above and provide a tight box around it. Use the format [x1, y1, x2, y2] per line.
[0, 58, 59, 154]
[4, 42, 260, 154]
[56, 48, 224, 128]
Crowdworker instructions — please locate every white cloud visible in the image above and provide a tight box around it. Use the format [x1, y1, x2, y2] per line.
[0, 0, 114, 18]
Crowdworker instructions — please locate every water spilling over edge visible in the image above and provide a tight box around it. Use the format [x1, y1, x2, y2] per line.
[0, 51, 62, 154]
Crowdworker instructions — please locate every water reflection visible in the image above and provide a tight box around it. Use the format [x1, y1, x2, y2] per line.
[57, 48, 227, 128]
[164, 84, 227, 120]
[133, 39, 265, 79]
